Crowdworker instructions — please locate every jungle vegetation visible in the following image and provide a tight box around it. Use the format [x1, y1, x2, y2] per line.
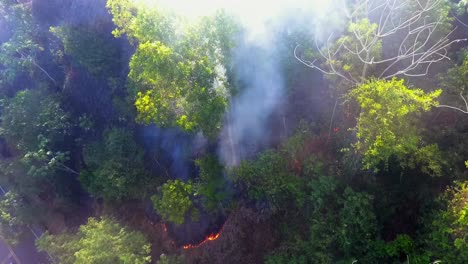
[0, 0, 467, 263]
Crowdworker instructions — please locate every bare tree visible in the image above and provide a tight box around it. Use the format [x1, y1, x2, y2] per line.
[296, 0, 465, 82]
[295, 0, 467, 113]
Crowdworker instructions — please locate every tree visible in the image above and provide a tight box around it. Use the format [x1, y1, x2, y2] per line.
[438, 49, 468, 113]
[0, 0, 38, 88]
[454, 0, 468, 15]
[0, 89, 76, 196]
[265, 175, 340, 264]
[80, 128, 149, 201]
[0, 0, 56, 93]
[0, 191, 25, 245]
[265, 175, 382, 263]
[107, 0, 239, 138]
[295, 0, 463, 90]
[50, 25, 120, 77]
[350, 78, 443, 175]
[36, 217, 151, 264]
[229, 150, 305, 210]
[195, 155, 231, 212]
[339, 187, 378, 259]
[106, 0, 175, 44]
[1, 89, 71, 154]
[417, 181, 468, 263]
[157, 254, 185, 264]
[151, 179, 198, 225]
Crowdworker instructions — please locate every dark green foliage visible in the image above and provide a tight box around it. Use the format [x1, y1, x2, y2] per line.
[440, 50, 468, 98]
[195, 155, 230, 211]
[339, 187, 377, 258]
[50, 25, 120, 77]
[229, 150, 305, 210]
[0, 0, 465, 263]
[80, 128, 149, 201]
[1, 89, 71, 154]
[266, 175, 380, 263]
[416, 181, 468, 263]
[0, 0, 40, 91]
[0, 89, 75, 198]
[0, 191, 25, 244]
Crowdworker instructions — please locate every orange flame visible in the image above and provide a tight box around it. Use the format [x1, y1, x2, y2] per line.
[182, 226, 224, 250]
[207, 233, 220, 240]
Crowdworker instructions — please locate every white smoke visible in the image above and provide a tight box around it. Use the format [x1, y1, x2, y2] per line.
[138, 0, 339, 40]
[135, 0, 347, 166]
[219, 30, 284, 166]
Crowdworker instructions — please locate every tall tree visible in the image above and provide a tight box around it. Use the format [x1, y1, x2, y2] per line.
[0, 89, 75, 196]
[0, 0, 56, 95]
[80, 128, 150, 201]
[50, 25, 120, 77]
[195, 155, 231, 212]
[107, 0, 239, 138]
[350, 78, 443, 175]
[418, 181, 468, 263]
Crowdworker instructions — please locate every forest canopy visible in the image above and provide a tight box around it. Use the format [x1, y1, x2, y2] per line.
[0, 0, 466, 263]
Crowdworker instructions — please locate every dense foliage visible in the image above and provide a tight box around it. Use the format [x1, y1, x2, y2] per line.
[151, 179, 198, 225]
[0, 0, 466, 263]
[36, 217, 151, 264]
[350, 78, 443, 174]
[107, 0, 238, 138]
[80, 128, 149, 200]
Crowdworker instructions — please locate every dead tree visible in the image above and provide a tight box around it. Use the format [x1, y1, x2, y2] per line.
[295, 0, 467, 113]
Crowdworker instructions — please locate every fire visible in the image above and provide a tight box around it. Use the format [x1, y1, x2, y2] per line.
[182, 227, 224, 250]
[207, 233, 220, 240]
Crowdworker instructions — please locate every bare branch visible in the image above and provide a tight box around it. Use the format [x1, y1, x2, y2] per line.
[436, 92, 468, 114]
[295, 0, 466, 86]
[17, 50, 58, 85]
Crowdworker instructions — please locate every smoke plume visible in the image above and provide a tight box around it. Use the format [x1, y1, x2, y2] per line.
[138, 0, 347, 166]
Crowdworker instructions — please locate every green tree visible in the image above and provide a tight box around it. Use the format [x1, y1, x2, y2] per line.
[0, 191, 25, 245]
[0, 0, 40, 91]
[350, 78, 443, 174]
[107, 0, 239, 138]
[50, 25, 120, 77]
[438, 50, 468, 114]
[0, 0, 58, 95]
[80, 128, 149, 201]
[266, 176, 380, 263]
[157, 254, 185, 264]
[418, 181, 468, 263]
[1, 89, 71, 154]
[106, 0, 175, 44]
[0, 89, 75, 195]
[229, 150, 305, 210]
[151, 179, 198, 225]
[195, 155, 230, 212]
[36, 217, 151, 264]
[339, 187, 377, 259]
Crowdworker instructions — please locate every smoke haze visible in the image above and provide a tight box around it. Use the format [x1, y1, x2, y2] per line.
[136, 0, 347, 166]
